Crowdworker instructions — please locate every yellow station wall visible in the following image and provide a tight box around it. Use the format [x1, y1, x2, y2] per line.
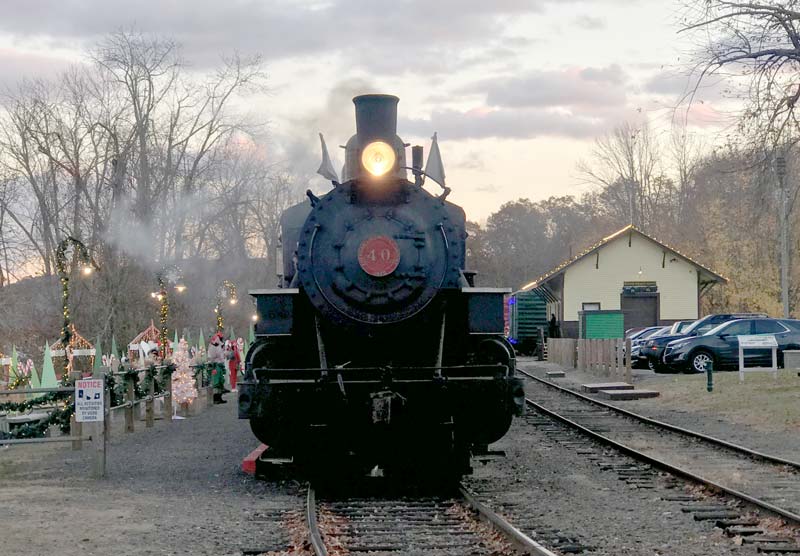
[562, 233, 699, 322]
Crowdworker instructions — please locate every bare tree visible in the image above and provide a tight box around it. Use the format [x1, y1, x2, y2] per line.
[578, 122, 674, 232]
[681, 1, 800, 147]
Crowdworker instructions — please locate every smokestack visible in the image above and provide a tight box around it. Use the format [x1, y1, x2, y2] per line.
[353, 94, 399, 141]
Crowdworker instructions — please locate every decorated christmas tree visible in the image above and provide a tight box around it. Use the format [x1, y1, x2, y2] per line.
[171, 337, 197, 407]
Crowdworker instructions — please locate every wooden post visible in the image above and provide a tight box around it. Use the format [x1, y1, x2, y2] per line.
[125, 375, 134, 433]
[70, 414, 82, 451]
[194, 372, 204, 410]
[145, 375, 155, 428]
[606, 339, 614, 377]
[163, 370, 173, 423]
[625, 338, 633, 383]
[91, 368, 107, 479]
[600, 340, 607, 376]
[591, 340, 597, 372]
[616, 339, 624, 378]
[570, 339, 577, 368]
[537, 328, 545, 361]
[557, 340, 563, 366]
[584, 339, 590, 371]
[586, 340, 592, 372]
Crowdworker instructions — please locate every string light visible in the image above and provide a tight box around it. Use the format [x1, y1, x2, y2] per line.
[215, 280, 238, 332]
[55, 236, 97, 382]
[154, 265, 185, 359]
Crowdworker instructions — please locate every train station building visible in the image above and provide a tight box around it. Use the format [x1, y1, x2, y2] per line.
[519, 225, 727, 338]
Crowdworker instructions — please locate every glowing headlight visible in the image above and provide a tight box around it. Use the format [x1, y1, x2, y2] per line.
[361, 141, 395, 177]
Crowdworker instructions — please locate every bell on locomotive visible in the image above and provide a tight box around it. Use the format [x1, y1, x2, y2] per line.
[238, 94, 524, 477]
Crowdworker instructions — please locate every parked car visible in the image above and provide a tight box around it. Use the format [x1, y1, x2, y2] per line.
[663, 318, 800, 373]
[642, 313, 768, 372]
[667, 320, 694, 335]
[630, 326, 669, 368]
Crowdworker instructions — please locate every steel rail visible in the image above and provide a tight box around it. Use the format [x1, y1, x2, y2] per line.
[459, 486, 559, 556]
[517, 367, 800, 470]
[306, 486, 328, 556]
[307, 481, 558, 556]
[524, 394, 800, 525]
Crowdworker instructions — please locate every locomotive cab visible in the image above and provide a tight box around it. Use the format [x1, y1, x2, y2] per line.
[239, 94, 524, 477]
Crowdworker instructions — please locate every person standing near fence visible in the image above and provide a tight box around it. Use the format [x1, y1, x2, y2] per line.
[207, 333, 227, 404]
[225, 339, 241, 392]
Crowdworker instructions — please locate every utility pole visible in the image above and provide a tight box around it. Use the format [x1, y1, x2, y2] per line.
[777, 153, 790, 318]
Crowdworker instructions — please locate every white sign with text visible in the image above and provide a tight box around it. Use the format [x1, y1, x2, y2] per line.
[75, 379, 104, 422]
[738, 335, 778, 348]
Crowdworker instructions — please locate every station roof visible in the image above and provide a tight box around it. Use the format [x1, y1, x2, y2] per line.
[519, 224, 728, 293]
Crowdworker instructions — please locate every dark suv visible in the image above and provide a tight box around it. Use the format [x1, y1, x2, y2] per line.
[642, 313, 768, 372]
[663, 318, 800, 372]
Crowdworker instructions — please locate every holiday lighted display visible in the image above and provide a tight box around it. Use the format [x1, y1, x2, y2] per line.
[215, 280, 238, 332]
[152, 265, 185, 358]
[171, 337, 197, 406]
[55, 237, 96, 348]
[51, 325, 94, 383]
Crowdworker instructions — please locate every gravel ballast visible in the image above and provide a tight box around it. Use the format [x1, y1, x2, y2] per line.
[465, 407, 773, 555]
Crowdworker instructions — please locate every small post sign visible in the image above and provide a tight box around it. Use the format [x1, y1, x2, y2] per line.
[737, 335, 779, 382]
[75, 378, 104, 422]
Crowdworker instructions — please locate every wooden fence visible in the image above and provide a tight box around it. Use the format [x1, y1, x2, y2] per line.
[547, 338, 633, 382]
[0, 363, 216, 479]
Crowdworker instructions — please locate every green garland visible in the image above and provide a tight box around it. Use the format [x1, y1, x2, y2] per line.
[192, 363, 211, 385]
[1, 364, 178, 440]
[8, 374, 29, 390]
[6, 403, 74, 438]
[0, 390, 71, 413]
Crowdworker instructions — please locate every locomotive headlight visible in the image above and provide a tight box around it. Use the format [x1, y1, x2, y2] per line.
[361, 141, 395, 177]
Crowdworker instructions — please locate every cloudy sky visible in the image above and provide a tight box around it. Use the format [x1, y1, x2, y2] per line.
[0, 0, 731, 221]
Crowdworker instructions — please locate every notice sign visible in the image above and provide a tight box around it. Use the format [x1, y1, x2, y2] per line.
[738, 335, 778, 348]
[75, 379, 104, 423]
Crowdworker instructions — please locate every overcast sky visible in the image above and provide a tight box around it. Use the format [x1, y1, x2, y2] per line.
[0, 0, 732, 221]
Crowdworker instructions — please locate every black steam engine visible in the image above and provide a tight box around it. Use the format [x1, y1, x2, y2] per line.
[238, 94, 524, 476]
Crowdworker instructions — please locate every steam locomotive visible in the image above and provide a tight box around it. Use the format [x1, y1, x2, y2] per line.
[238, 94, 524, 476]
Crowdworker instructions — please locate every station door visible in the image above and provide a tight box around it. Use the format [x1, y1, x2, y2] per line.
[620, 292, 658, 330]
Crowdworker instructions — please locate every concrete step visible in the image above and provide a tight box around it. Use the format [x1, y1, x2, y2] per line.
[597, 389, 660, 400]
[581, 382, 633, 393]
[546, 371, 566, 378]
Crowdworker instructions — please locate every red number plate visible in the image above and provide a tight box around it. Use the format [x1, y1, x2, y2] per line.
[358, 236, 400, 277]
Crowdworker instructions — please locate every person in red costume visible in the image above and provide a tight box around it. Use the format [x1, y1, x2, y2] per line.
[225, 339, 241, 391]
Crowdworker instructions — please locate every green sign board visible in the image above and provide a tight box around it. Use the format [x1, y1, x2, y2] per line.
[580, 311, 624, 339]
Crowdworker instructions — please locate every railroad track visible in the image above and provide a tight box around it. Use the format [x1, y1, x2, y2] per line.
[305, 482, 557, 556]
[518, 367, 800, 549]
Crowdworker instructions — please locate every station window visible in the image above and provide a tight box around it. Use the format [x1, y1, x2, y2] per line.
[582, 302, 601, 311]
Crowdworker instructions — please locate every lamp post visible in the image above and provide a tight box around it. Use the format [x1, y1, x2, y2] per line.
[215, 280, 238, 333]
[55, 237, 97, 349]
[777, 153, 790, 318]
[152, 265, 186, 358]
